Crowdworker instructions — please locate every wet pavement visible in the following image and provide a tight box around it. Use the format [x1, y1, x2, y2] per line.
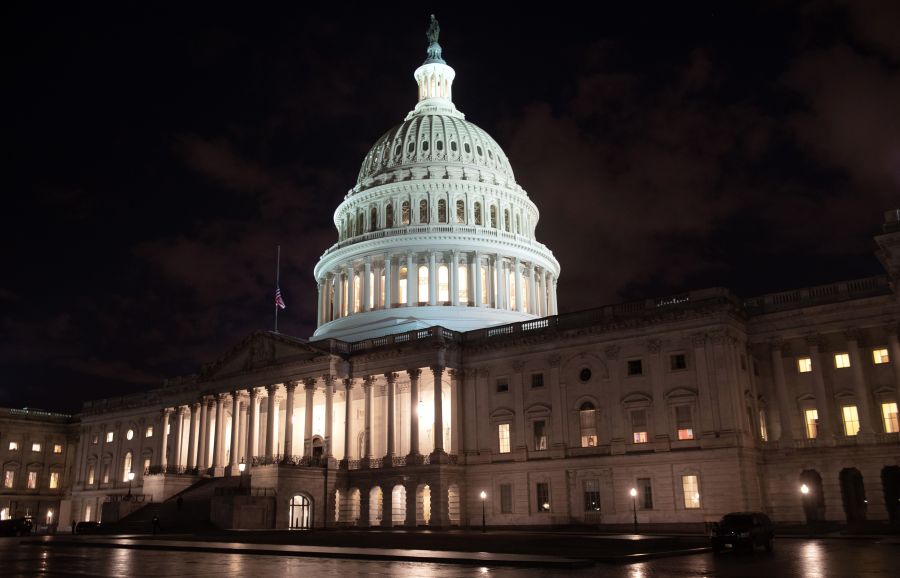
[1, 535, 897, 577]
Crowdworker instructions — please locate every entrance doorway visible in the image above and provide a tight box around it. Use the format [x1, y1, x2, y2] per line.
[289, 494, 312, 529]
[312, 436, 324, 460]
[882, 466, 900, 524]
[839, 468, 867, 522]
[800, 469, 825, 522]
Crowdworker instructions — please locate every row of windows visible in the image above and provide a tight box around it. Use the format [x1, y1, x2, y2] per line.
[796, 348, 890, 373]
[0, 506, 55, 524]
[494, 475, 701, 515]
[342, 199, 528, 239]
[2, 469, 61, 490]
[90, 426, 154, 445]
[85, 452, 151, 486]
[803, 402, 899, 438]
[6, 442, 63, 453]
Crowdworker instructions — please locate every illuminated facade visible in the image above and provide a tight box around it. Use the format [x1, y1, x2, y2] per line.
[12, 22, 900, 532]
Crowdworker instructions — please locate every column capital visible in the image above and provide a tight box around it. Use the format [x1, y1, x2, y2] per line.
[322, 374, 336, 387]
[265, 384, 279, 395]
[448, 368, 463, 379]
[190, 401, 201, 410]
[343, 377, 354, 391]
[430, 365, 445, 377]
[173, 405, 186, 416]
[284, 380, 299, 392]
[363, 375, 375, 388]
[161, 407, 173, 417]
[384, 372, 398, 384]
[231, 389, 243, 398]
[407, 368, 422, 380]
[247, 386, 259, 399]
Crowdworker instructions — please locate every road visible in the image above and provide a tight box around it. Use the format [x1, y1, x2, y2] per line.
[0, 536, 896, 577]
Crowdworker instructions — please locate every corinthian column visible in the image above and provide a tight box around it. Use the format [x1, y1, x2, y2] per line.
[342, 378, 354, 465]
[283, 381, 297, 459]
[431, 365, 446, 457]
[246, 388, 258, 460]
[230, 392, 241, 467]
[187, 402, 200, 469]
[408, 369, 421, 460]
[303, 379, 315, 457]
[265, 385, 278, 460]
[159, 408, 172, 469]
[324, 376, 335, 459]
[212, 394, 226, 468]
[385, 372, 397, 458]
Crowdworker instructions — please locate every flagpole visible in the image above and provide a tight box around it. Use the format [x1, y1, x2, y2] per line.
[274, 245, 281, 333]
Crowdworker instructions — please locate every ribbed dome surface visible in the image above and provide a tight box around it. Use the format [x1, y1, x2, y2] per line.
[356, 114, 516, 187]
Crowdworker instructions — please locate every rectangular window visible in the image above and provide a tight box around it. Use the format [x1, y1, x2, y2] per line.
[3, 470, 13, 489]
[27, 471, 37, 489]
[91, 434, 99, 444]
[627, 359, 643, 376]
[106, 432, 114, 443]
[670, 353, 687, 370]
[495, 377, 509, 393]
[533, 420, 548, 451]
[49, 472, 59, 489]
[8, 441, 18, 451]
[682, 475, 701, 509]
[143, 458, 151, 473]
[31, 443, 41, 452]
[637, 477, 653, 509]
[583, 479, 601, 512]
[873, 348, 890, 364]
[498, 423, 511, 454]
[842, 405, 860, 436]
[87, 466, 95, 485]
[631, 410, 648, 443]
[882, 402, 899, 433]
[499, 483, 513, 513]
[102, 465, 110, 484]
[53, 444, 63, 454]
[797, 357, 812, 373]
[84, 505, 92, 522]
[531, 373, 544, 388]
[759, 409, 769, 441]
[834, 353, 851, 368]
[145, 426, 153, 438]
[675, 405, 694, 440]
[580, 407, 598, 447]
[536, 482, 550, 512]
[805, 409, 819, 439]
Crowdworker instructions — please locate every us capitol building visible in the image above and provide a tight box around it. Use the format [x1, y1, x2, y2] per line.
[3, 20, 900, 532]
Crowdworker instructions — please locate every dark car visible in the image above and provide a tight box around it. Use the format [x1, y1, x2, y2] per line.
[710, 512, 774, 553]
[0, 517, 33, 536]
[74, 521, 103, 534]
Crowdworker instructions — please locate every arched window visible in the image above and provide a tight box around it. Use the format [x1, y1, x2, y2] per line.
[450, 141, 458, 152]
[408, 141, 415, 154]
[504, 209, 510, 232]
[289, 494, 312, 529]
[458, 264, 468, 304]
[398, 267, 408, 304]
[474, 202, 482, 225]
[357, 212, 364, 235]
[422, 141, 429, 152]
[418, 265, 429, 303]
[490, 206, 498, 229]
[516, 214, 521, 234]
[401, 201, 411, 225]
[580, 403, 598, 447]
[370, 207, 378, 231]
[508, 270, 516, 310]
[455, 200, 465, 224]
[438, 199, 447, 223]
[386, 204, 394, 228]
[419, 199, 429, 223]
[122, 451, 133, 482]
[464, 142, 471, 154]
[353, 273, 361, 313]
[436, 140, 443, 151]
[368, 270, 375, 309]
[438, 264, 449, 302]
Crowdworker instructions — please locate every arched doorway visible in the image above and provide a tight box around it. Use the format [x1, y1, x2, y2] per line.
[417, 484, 432, 526]
[369, 486, 383, 527]
[289, 494, 312, 530]
[448, 484, 460, 526]
[800, 470, 825, 523]
[346, 488, 361, 525]
[882, 466, 900, 524]
[391, 485, 407, 526]
[839, 468, 867, 522]
[312, 436, 324, 460]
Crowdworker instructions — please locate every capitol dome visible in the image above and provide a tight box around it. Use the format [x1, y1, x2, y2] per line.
[312, 22, 560, 341]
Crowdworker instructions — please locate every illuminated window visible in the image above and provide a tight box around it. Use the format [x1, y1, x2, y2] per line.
[834, 353, 851, 368]
[458, 265, 468, 303]
[508, 271, 516, 310]
[480, 266, 488, 304]
[417, 265, 428, 303]
[873, 348, 890, 364]
[145, 426, 153, 438]
[682, 475, 701, 509]
[805, 409, 819, 439]
[31, 443, 41, 452]
[536, 482, 550, 512]
[380, 271, 385, 306]
[123, 451, 133, 482]
[3, 470, 14, 488]
[675, 405, 694, 440]
[368, 271, 375, 309]
[92, 434, 99, 444]
[419, 199, 428, 223]
[84, 505, 92, 522]
[759, 409, 769, 441]
[102, 465, 110, 484]
[882, 402, 899, 433]
[437, 199, 447, 223]
[353, 273, 361, 312]
[46, 509, 53, 524]
[797, 357, 812, 373]
[87, 466, 95, 485]
[53, 444, 63, 454]
[401, 201, 410, 225]
[579, 402, 597, 447]
[8, 441, 18, 451]
[842, 406, 860, 436]
[143, 458, 150, 473]
[533, 420, 548, 451]
[0, 507, 8, 520]
[27, 471, 37, 489]
[498, 423, 511, 454]
[438, 265, 449, 302]
[106, 432, 114, 443]
[456, 200, 465, 223]
[49, 472, 59, 489]
[126, 429, 134, 441]
[632, 410, 649, 444]
[583, 479, 601, 512]
[398, 267, 408, 304]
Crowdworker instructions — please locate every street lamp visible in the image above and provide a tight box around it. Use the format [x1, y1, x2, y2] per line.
[238, 458, 246, 491]
[127, 471, 135, 499]
[480, 491, 487, 533]
[630, 488, 638, 534]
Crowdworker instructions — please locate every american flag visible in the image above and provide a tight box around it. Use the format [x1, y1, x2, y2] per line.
[275, 285, 286, 310]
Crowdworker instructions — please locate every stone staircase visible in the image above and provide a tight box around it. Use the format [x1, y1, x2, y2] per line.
[108, 476, 242, 534]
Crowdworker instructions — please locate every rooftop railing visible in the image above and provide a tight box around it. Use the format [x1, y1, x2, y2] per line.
[742, 275, 890, 314]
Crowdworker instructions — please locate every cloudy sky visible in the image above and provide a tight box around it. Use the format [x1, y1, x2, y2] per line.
[4, 2, 899, 411]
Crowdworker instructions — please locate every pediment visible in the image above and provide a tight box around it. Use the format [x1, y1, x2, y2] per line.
[199, 331, 328, 381]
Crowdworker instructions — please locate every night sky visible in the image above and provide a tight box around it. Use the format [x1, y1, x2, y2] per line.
[5, 3, 899, 412]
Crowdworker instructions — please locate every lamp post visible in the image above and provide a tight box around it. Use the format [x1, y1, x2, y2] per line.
[480, 491, 487, 533]
[127, 471, 135, 499]
[238, 458, 246, 491]
[630, 488, 638, 534]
